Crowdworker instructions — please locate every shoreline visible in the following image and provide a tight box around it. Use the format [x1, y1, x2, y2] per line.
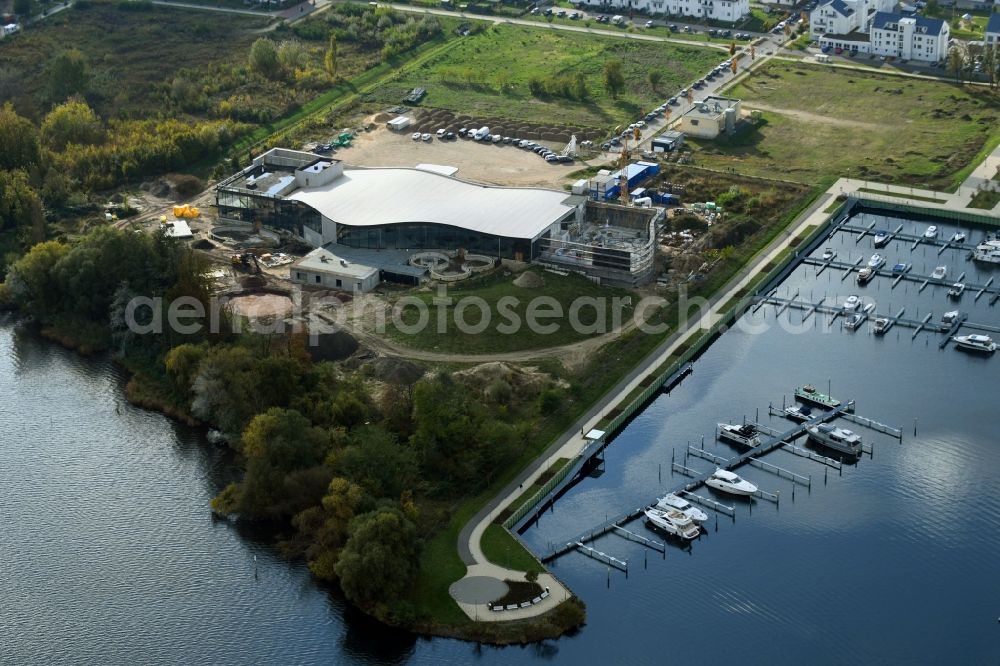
[6, 313, 585, 645]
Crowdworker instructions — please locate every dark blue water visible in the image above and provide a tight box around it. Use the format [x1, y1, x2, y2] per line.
[2, 211, 998, 664]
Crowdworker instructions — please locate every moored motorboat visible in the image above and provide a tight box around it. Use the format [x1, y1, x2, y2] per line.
[807, 424, 862, 456]
[873, 317, 890, 334]
[863, 302, 876, 314]
[892, 262, 909, 274]
[705, 469, 758, 496]
[821, 248, 836, 261]
[843, 295, 861, 310]
[644, 507, 701, 539]
[953, 334, 997, 353]
[972, 240, 1000, 264]
[656, 493, 709, 524]
[856, 267, 874, 285]
[931, 266, 948, 280]
[844, 313, 864, 330]
[784, 404, 815, 422]
[947, 283, 965, 299]
[873, 230, 890, 248]
[795, 384, 841, 408]
[950, 232, 966, 243]
[940, 310, 960, 331]
[867, 254, 885, 270]
[924, 225, 938, 239]
[717, 423, 762, 448]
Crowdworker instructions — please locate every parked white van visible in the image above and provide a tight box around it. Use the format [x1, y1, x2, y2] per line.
[473, 126, 490, 141]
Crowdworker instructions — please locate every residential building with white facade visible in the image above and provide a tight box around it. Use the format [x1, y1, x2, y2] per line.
[870, 11, 949, 62]
[809, 0, 895, 38]
[578, 0, 750, 22]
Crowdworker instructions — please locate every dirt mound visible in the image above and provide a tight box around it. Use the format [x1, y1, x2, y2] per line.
[368, 357, 425, 385]
[453, 362, 562, 398]
[308, 330, 359, 362]
[240, 276, 266, 289]
[192, 239, 216, 250]
[372, 112, 392, 123]
[513, 271, 545, 288]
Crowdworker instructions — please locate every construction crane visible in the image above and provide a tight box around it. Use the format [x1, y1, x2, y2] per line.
[562, 134, 578, 158]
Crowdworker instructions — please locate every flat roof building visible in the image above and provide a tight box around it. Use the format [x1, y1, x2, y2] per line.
[677, 97, 742, 140]
[290, 247, 380, 293]
[216, 148, 663, 287]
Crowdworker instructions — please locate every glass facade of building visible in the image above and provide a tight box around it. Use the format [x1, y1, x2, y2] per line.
[336, 222, 540, 261]
[216, 189, 322, 238]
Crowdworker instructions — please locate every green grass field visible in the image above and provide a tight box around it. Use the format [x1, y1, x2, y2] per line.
[369, 24, 721, 128]
[0, 2, 272, 119]
[386, 269, 632, 354]
[922, 6, 993, 41]
[968, 190, 1000, 210]
[481, 525, 545, 574]
[695, 62, 1000, 190]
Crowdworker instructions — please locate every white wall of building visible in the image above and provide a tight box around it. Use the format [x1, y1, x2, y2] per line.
[578, 0, 750, 21]
[871, 16, 949, 61]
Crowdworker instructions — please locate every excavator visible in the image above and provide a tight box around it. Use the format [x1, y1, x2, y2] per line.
[230, 253, 262, 274]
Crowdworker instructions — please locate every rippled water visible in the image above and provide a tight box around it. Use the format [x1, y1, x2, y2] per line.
[2, 212, 999, 664]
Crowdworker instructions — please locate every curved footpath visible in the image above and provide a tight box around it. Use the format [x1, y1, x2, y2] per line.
[449, 154, 1000, 622]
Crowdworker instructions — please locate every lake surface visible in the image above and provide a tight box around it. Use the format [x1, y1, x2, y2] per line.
[2, 210, 998, 664]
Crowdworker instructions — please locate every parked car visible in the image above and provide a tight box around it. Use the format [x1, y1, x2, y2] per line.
[445, 131, 456, 140]
[645, 20, 653, 28]
[558, 155, 573, 163]
[458, 127, 468, 137]
[601, 142, 612, 150]
[411, 132, 421, 141]
[436, 128, 446, 138]
[491, 134, 502, 143]
[421, 133, 432, 142]
[668, 96, 678, 105]
[668, 23, 677, 31]
[545, 154, 559, 162]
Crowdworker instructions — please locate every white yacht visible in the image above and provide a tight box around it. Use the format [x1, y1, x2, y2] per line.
[948, 283, 965, 299]
[807, 424, 862, 456]
[856, 267, 874, 285]
[644, 507, 701, 539]
[972, 240, 1000, 264]
[873, 317, 890, 335]
[872, 230, 890, 248]
[931, 266, 948, 280]
[867, 254, 886, 270]
[705, 469, 758, 496]
[953, 334, 997, 353]
[843, 295, 861, 310]
[656, 493, 709, 524]
[717, 423, 762, 448]
[863, 302, 876, 314]
[821, 248, 836, 261]
[924, 225, 938, 239]
[950, 232, 966, 243]
[784, 404, 815, 422]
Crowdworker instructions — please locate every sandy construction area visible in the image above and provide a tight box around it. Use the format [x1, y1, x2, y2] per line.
[337, 127, 587, 188]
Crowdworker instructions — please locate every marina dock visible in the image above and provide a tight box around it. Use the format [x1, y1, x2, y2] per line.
[541, 402, 855, 563]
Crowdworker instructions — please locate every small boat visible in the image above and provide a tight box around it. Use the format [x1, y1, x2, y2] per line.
[863, 302, 876, 314]
[843, 295, 861, 310]
[644, 507, 701, 539]
[947, 283, 965, 299]
[808, 424, 862, 456]
[953, 334, 997, 353]
[856, 267, 874, 285]
[930, 266, 948, 280]
[656, 493, 709, 524]
[940, 310, 960, 331]
[972, 240, 1000, 264]
[795, 384, 841, 408]
[705, 469, 758, 496]
[892, 262, 909, 274]
[950, 232, 966, 243]
[717, 423, 762, 448]
[872, 230, 890, 248]
[821, 248, 836, 261]
[867, 254, 885, 270]
[844, 313, 864, 330]
[784, 404, 815, 422]
[924, 225, 938, 239]
[873, 317, 890, 334]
